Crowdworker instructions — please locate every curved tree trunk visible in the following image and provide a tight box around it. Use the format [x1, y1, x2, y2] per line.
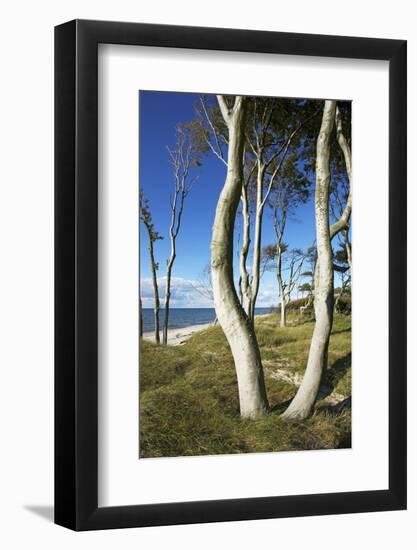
[211, 95, 268, 419]
[282, 100, 336, 420]
[239, 181, 251, 314]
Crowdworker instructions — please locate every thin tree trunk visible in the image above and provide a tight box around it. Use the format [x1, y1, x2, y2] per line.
[162, 185, 185, 345]
[142, 219, 161, 344]
[280, 298, 286, 328]
[163, 252, 175, 345]
[345, 230, 352, 271]
[282, 100, 336, 420]
[239, 181, 251, 314]
[161, 129, 193, 345]
[211, 95, 268, 419]
[248, 165, 264, 321]
[276, 245, 286, 328]
[148, 238, 161, 344]
[139, 297, 143, 338]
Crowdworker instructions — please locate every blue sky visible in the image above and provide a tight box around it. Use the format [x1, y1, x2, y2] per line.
[139, 91, 340, 309]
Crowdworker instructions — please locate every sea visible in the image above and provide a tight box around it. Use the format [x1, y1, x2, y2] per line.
[142, 307, 272, 333]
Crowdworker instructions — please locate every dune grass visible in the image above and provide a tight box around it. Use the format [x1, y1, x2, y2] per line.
[140, 312, 351, 458]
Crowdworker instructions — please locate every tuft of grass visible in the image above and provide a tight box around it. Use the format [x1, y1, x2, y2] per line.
[140, 313, 351, 458]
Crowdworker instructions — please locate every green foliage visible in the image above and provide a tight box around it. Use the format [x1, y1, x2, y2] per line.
[140, 313, 351, 458]
[139, 190, 163, 244]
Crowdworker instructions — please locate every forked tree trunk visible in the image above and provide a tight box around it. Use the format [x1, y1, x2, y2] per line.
[211, 96, 268, 419]
[282, 100, 336, 420]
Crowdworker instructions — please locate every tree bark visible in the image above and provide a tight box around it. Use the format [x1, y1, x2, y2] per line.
[239, 180, 251, 314]
[282, 100, 336, 420]
[330, 106, 352, 240]
[248, 162, 266, 321]
[276, 245, 287, 328]
[211, 96, 268, 419]
[148, 237, 161, 344]
[163, 248, 175, 345]
[142, 219, 161, 344]
[162, 147, 188, 345]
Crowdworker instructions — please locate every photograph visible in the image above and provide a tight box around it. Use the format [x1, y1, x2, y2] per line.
[139, 91, 352, 458]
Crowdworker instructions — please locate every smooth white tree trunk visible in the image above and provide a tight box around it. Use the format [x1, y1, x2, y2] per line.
[282, 100, 336, 420]
[247, 163, 266, 321]
[276, 245, 287, 328]
[239, 181, 251, 314]
[211, 96, 268, 419]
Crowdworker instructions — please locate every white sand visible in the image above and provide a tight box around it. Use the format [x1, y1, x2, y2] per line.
[142, 312, 272, 346]
[142, 322, 213, 346]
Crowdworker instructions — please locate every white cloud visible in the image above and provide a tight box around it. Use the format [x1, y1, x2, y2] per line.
[140, 276, 279, 309]
[140, 276, 213, 308]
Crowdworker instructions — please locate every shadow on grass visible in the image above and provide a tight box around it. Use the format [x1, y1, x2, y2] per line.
[270, 353, 352, 417]
[290, 316, 315, 326]
[322, 396, 352, 414]
[327, 352, 351, 385]
[331, 327, 351, 336]
[270, 398, 293, 414]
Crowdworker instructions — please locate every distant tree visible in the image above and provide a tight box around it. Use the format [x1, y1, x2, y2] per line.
[262, 243, 305, 326]
[267, 148, 311, 327]
[241, 99, 320, 321]
[162, 124, 201, 345]
[299, 244, 317, 302]
[140, 190, 163, 343]
[190, 264, 219, 324]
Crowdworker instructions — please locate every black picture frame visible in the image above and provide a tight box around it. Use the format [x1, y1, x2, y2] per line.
[55, 19, 407, 531]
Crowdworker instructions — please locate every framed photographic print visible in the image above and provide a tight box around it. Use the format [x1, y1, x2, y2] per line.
[55, 19, 407, 530]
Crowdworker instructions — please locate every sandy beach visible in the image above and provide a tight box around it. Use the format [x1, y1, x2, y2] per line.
[142, 312, 272, 346]
[142, 322, 214, 346]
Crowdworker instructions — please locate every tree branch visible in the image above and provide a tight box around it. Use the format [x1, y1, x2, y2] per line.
[330, 105, 352, 240]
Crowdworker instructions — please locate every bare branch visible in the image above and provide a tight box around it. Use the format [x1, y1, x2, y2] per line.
[199, 97, 227, 165]
[330, 105, 352, 240]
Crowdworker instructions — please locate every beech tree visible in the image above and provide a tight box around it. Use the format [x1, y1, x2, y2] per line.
[195, 96, 318, 321]
[241, 100, 319, 321]
[262, 243, 305, 326]
[139, 190, 163, 343]
[298, 245, 317, 305]
[211, 95, 268, 419]
[282, 100, 352, 420]
[162, 125, 200, 345]
[266, 150, 310, 326]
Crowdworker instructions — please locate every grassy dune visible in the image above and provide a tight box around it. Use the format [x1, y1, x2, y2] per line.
[140, 313, 351, 458]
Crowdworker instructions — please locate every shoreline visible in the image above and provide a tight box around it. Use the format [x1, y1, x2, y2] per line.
[142, 312, 272, 346]
[142, 322, 214, 346]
